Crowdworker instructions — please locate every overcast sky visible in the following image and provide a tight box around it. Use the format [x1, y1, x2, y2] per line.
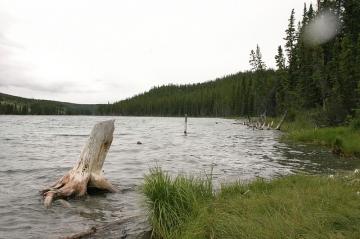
[0, 0, 313, 104]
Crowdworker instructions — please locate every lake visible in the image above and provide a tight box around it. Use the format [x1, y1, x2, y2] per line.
[0, 116, 359, 238]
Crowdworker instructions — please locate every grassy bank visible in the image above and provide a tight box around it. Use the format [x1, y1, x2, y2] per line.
[286, 126, 360, 157]
[252, 112, 360, 157]
[142, 168, 360, 239]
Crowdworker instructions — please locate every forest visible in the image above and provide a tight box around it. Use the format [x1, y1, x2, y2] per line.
[98, 0, 360, 127]
[0, 93, 98, 115]
[97, 70, 279, 117]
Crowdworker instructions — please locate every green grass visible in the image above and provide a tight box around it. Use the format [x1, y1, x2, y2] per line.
[141, 168, 214, 238]
[286, 127, 360, 157]
[142, 168, 360, 239]
[259, 112, 360, 157]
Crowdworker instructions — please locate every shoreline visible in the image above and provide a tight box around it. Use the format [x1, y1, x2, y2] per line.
[142, 168, 360, 239]
[232, 115, 360, 159]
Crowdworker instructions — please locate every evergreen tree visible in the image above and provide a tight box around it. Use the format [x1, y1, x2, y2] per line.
[307, 3, 315, 21]
[339, 35, 357, 113]
[249, 45, 266, 71]
[275, 46, 286, 70]
[342, 0, 360, 42]
[255, 45, 266, 70]
[249, 50, 257, 71]
[284, 9, 296, 65]
[302, 3, 308, 26]
[356, 35, 360, 109]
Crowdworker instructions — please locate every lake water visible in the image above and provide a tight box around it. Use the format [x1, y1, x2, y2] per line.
[0, 116, 359, 238]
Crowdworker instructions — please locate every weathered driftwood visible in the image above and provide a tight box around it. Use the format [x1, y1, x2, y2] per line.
[275, 110, 288, 130]
[42, 120, 117, 207]
[243, 111, 287, 131]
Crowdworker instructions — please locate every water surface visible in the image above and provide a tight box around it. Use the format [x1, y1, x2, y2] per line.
[0, 116, 359, 238]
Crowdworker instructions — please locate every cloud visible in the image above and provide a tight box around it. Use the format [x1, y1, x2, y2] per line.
[0, 13, 79, 95]
[0, 0, 313, 104]
[0, 16, 36, 91]
[0, 78, 74, 93]
[0, 28, 99, 94]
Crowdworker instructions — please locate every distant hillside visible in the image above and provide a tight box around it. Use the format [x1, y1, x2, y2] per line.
[0, 92, 100, 115]
[97, 70, 279, 117]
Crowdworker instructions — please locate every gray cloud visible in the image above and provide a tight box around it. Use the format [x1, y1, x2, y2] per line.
[0, 0, 313, 104]
[0, 33, 23, 49]
[0, 30, 119, 98]
[0, 15, 72, 94]
[0, 31, 95, 94]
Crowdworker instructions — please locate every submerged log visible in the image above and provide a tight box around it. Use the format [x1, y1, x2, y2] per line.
[61, 216, 151, 239]
[42, 120, 117, 207]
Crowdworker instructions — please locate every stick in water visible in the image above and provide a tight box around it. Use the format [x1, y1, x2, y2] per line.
[184, 114, 188, 135]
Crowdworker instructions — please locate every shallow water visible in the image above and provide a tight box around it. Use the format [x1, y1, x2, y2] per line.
[0, 116, 359, 238]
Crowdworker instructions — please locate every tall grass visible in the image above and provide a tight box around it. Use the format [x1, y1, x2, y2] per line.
[142, 168, 360, 239]
[141, 168, 213, 238]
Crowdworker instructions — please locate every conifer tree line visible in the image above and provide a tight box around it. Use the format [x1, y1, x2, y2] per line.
[0, 93, 96, 115]
[99, 0, 360, 126]
[97, 70, 278, 117]
[275, 0, 360, 125]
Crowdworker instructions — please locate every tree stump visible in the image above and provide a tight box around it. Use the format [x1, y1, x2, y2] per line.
[42, 120, 117, 207]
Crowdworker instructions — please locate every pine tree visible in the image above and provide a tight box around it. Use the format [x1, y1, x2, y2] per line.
[338, 35, 357, 114]
[275, 46, 286, 70]
[284, 9, 296, 65]
[302, 3, 308, 26]
[274, 45, 290, 113]
[307, 3, 315, 21]
[249, 45, 266, 71]
[355, 34, 360, 110]
[342, 0, 360, 42]
[255, 45, 266, 70]
[249, 50, 257, 71]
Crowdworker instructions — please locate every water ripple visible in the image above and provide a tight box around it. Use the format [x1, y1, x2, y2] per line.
[0, 115, 359, 238]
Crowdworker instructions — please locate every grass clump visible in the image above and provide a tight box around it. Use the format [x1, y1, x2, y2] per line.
[141, 168, 213, 238]
[142, 168, 360, 239]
